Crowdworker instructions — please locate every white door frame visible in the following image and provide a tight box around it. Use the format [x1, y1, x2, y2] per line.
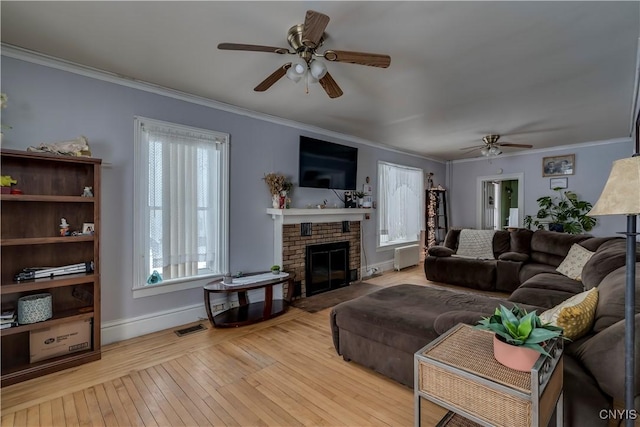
[476, 173, 524, 230]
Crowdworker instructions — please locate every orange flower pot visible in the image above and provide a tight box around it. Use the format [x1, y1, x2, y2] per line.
[493, 334, 540, 372]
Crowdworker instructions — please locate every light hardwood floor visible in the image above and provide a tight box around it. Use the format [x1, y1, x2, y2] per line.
[1, 264, 470, 427]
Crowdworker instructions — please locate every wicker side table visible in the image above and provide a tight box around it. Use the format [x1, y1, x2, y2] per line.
[414, 324, 563, 427]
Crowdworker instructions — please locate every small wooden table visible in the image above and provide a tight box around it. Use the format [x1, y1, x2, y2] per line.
[204, 272, 293, 328]
[414, 324, 564, 427]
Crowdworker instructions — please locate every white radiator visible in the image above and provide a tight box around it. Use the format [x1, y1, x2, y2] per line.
[394, 244, 420, 271]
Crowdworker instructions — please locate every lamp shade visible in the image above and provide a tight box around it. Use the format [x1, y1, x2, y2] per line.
[309, 59, 328, 79]
[588, 156, 640, 216]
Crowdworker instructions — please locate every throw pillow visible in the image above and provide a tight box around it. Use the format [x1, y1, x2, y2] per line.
[539, 288, 599, 340]
[556, 243, 594, 281]
[456, 229, 496, 259]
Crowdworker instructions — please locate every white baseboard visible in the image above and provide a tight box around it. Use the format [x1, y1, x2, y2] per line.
[101, 285, 285, 345]
[101, 301, 210, 345]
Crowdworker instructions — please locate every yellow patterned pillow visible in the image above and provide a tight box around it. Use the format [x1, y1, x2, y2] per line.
[539, 288, 598, 340]
[556, 243, 594, 281]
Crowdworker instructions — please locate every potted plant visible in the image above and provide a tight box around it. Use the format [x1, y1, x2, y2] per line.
[270, 265, 281, 275]
[523, 188, 596, 234]
[475, 304, 564, 371]
[353, 191, 366, 206]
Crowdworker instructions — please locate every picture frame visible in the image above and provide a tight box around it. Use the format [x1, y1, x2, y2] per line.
[82, 223, 95, 234]
[550, 177, 568, 189]
[542, 154, 575, 177]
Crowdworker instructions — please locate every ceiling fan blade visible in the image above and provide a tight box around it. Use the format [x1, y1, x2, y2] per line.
[254, 64, 291, 92]
[460, 145, 484, 151]
[218, 43, 290, 54]
[500, 143, 534, 148]
[323, 50, 391, 68]
[302, 10, 330, 48]
[319, 72, 343, 99]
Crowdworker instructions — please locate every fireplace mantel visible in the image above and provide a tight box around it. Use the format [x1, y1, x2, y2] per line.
[266, 208, 369, 224]
[267, 208, 368, 270]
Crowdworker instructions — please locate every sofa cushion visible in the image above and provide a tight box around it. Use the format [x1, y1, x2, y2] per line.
[582, 238, 637, 290]
[425, 256, 497, 291]
[508, 273, 585, 310]
[593, 262, 640, 333]
[556, 243, 594, 281]
[510, 228, 533, 254]
[519, 263, 559, 284]
[530, 230, 591, 267]
[562, 355, 611, 427]
[427, 246, 454, 257]
[540, 288, 598, 340]
[572, 314, 640, 402]
[498, 252, 529, 262]
[443, 228, 461, 250]
[332, 284, 505, 355]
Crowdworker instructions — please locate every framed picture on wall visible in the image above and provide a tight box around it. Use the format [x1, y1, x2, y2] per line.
[550, 177, 568, 189]
[542, 154, 575, 177]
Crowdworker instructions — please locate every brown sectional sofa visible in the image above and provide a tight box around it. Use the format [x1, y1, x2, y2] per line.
[330, 230, 640, 426]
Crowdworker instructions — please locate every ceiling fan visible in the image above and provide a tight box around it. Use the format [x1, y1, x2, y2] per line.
[461, 134, 533, 157]
[217, 10, 391, 99]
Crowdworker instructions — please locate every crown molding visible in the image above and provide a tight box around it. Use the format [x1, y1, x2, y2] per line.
[1, 43, 444, 164]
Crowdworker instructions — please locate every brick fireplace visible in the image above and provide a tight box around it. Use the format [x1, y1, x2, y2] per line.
[267, 208, 368, 299]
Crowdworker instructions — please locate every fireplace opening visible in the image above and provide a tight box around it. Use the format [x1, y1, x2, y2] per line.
[305, 241, 350, 296]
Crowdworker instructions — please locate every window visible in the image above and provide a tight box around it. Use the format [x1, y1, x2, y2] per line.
[378, 161, 423, 247]
[133, 117, 229, 297]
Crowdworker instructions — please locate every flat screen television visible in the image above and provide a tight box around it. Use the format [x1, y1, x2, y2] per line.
[298, 136, 358, 190]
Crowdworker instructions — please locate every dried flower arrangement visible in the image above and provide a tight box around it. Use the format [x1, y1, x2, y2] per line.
[263, 173, 293, 195]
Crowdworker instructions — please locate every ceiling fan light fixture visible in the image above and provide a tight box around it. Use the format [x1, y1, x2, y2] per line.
[480, 147, 489, 157]
[489, 146, 502, 156]
[286, 66, 304, 82]
[309, 59, 327, 79]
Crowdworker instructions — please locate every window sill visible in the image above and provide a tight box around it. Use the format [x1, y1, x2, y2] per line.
[132, 275, 219, 298]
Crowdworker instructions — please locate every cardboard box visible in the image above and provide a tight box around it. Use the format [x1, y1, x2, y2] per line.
[30, 319, 92, 363]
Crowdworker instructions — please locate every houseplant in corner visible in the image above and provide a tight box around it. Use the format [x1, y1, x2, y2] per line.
[476, 305, 564, 371]
[523, 188, 597, 234]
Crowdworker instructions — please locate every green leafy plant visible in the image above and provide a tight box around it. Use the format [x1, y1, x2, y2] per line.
[270, 264, 281, 272]
[523, 188, 596, 234]
[353, 191, 366, 199]
[475, 305, 564, 356]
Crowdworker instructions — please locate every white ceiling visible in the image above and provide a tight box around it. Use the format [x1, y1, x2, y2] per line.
[1, 1, 639, 161]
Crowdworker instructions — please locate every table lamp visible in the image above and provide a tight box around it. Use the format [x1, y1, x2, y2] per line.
[588, 154, 640, 427]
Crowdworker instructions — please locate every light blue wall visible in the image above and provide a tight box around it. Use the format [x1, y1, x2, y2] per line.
[1, 56, 445, 324]
[446, 139, 635, 237]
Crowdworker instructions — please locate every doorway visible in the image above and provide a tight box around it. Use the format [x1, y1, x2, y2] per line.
[476, 173, 524, 230]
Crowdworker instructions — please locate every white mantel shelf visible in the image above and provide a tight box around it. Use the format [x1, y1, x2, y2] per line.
[266, 208, 370, 224]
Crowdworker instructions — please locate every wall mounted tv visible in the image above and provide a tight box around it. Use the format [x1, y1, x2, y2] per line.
[299, 136, 358, 190]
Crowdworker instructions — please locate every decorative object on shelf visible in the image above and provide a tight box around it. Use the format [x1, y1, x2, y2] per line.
[0, 175, 16, 194]
[587, 141, 640, 426]
[523, 188, 596, 234]
[146, 270, 163, 285]
[81, 186, 93, 197]
[271, 265, 281, 274]
[475, 304, 564, 372]
[542, 154, 575, 177]
[59, 218, 70, 236]
[223, 273, 233, 284]
[353, 191, 365, 207]
[263, 172, 293, 209]
[82, 222, 95, 234]
[27, 135, 92, 157]
[17, 293, 53, 325]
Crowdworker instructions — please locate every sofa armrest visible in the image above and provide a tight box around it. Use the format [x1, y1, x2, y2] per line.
[499, 251, 530, 262]
[427, 246, 455, 257]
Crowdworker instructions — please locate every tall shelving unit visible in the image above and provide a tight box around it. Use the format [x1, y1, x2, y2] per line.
[425, 188, 448, 248]
[1, 149, 101, 386]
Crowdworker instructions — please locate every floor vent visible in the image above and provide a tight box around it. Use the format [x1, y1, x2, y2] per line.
[174, 323, 207, 337]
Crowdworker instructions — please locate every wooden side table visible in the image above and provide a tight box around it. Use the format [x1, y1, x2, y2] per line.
[204, 272, 293, 328]
[414, 324, 563, 427]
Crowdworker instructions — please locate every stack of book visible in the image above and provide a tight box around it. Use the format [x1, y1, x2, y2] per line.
[1, 310, 17, 329]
